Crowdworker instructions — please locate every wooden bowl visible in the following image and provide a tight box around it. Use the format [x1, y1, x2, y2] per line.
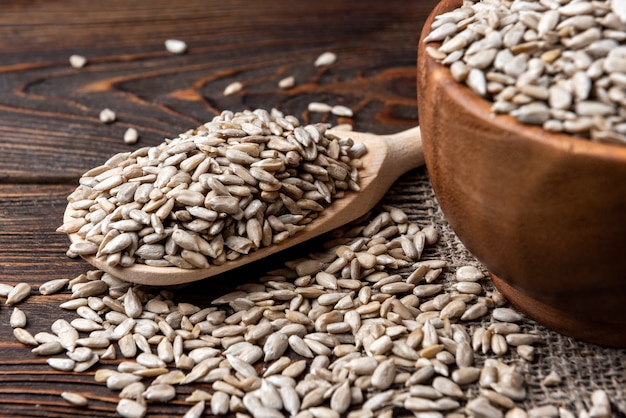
[417, 0, 626, 347]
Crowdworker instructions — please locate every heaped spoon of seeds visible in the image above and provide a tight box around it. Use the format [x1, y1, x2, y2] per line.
[61, 120, 422, 286]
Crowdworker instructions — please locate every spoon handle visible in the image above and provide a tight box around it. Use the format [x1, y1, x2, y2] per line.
[385, 126, 424, 175]
[336, 125, 424, 186]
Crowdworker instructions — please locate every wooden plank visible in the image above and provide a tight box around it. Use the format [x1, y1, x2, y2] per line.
[0, 0, 428, 183]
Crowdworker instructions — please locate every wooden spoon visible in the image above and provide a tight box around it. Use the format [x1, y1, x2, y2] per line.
[63, 126, 423, 285]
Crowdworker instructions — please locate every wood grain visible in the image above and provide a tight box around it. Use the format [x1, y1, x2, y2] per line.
[0, 0, 424, 182]
[0, 0, 437, 416]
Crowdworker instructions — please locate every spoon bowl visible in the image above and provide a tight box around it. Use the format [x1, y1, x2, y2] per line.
[64, 126, 423, 286]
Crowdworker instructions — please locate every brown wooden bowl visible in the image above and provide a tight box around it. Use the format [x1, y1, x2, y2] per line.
[417, 0, 626, 347]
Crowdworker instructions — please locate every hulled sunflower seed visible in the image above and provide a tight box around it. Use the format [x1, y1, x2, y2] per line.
[99, 108, 116, 124]
[143, 384, 176, 402]
[69, 54, 87, 68]
[210, 390, 230, 415]
[165, 39, 187, 54]
[278, 76, 295, 89]
[47, 357, 76, 371]
[39, 278, 69, 295]
[183, 401, 205, 418]
[10, 307, 27, 328]
[32, 340, 64, 356]
[223, 81, 243, 96]
[314, 51, 337, 67]
[124, 128, 139, 145]
[8, 202, 598, 417]
[116, 398, 147, 418]
[61, 391, 88, 407]
[13, 328, 38, 345]
[6, 283, 31, 305]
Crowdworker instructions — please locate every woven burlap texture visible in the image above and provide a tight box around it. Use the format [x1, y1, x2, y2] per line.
[383, 168, 626, 415]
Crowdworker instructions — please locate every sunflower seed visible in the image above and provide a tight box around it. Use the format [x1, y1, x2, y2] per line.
[9, 307, 27, 328]
[13, 328, 37, 345]
[492, 308, 524, 323]
[143, 384, 176, 402]
[116, 398, 147, 418]
[99, 108, 116, 123]
[314, 51, 337, 67]
[61, 391, 88, 407]
[124, 128, 139, 145]
[31, 340, 63, 356]
[223, 81, 243, 96]
[107, 372, 143, 390]
[119, 381, 146, 400]
[589, 389, 611, 418]
[69, 54, 87, 68]
[308, 102, 333, 113]
[278, 76, 295, 89]
[6, 283, 31, 305]
[68, 347, 95, 362]
[528, 405, 559, 417]
[47, 357, 76, 371]
[183, 401, 205, 418]
[541, 370, 562, 387]
[466, 396, 502, 418]
[433, 376, 464, 398]
[39, 278, 69, 295]
[370, 359, 396, 390]
[331, 105, 353, 118]
[211, 390, 230, 415]
[165, 39, 187, 54]
[124, 288, 143, 319]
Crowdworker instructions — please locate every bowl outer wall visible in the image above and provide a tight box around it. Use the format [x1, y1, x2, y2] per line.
[417, 0, 626, 345]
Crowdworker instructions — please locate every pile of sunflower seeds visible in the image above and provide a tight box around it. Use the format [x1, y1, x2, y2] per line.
[424, 0, 626, 145]
[57, 109, 365, 270]
[4, 205, 614, 417]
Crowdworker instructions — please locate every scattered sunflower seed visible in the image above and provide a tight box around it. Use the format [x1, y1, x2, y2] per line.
[223, 81, 243, 96]
[164, 39, 187, 54]
[542, 370, 562, 387]
[278, 76, 295, 89]
[5, 282, 31, 305]
[314, 51, 337, 67]
[69, 54, 87, 69]
[331, 105, 353, 118]
[308, 102, 333, 113]
[0, 283, 14, 297]
[61, 391, 88, 407]
[39, 278, 69, 295]
[116, 398, 147, 418]
[4, 201, 615, 417]
[99, 108, 116, 124]
[10, 307, 27, 328]
[123, 128, 139, 145]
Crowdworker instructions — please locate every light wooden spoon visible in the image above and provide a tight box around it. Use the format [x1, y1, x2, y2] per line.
[63, 126, 423, 285]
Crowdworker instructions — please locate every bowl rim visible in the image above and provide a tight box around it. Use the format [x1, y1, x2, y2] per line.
[420, 0, 626, 164]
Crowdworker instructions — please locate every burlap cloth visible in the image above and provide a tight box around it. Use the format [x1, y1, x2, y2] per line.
[383, 167, 626, 415]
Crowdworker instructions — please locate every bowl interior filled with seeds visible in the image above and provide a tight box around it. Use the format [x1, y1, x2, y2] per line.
[417, 0, 626, 347]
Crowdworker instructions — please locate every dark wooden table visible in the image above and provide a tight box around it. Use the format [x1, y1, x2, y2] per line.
[0, 1, 438, 416]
